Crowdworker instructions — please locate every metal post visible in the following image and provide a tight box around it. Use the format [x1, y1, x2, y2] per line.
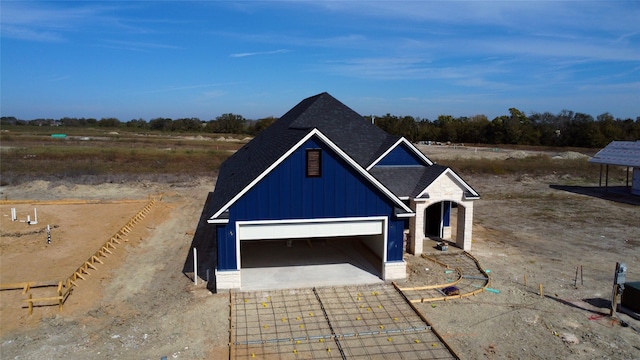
[193, 247, 198, 285]
[599, 164, 602, 187]
[627, 167, 630, 187]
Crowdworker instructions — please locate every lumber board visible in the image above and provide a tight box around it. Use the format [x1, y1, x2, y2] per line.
[0, 281, 59, 291]
[23, 296, 64, 302]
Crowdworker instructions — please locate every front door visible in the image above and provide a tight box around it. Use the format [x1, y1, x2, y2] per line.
[424, 204, 441, 238]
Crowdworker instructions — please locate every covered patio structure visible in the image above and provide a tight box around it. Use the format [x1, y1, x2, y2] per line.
[589, 141, 640, 196]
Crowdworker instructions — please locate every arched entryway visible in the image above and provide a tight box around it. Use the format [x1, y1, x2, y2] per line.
[409, 199, 473, 254]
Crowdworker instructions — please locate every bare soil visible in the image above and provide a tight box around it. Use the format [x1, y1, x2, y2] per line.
[1, 146, 639, 359]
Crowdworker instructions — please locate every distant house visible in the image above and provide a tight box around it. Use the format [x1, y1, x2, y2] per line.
[205, 93, 479, 290]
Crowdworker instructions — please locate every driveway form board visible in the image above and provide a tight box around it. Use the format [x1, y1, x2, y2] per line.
[231, 284, 457, 359]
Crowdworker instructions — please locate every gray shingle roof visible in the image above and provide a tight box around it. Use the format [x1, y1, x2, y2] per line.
[207, 92, 401, 218]
[287, 92, 400, 166]
[369, 165, 449, 198]
[207, 92, 480, 220]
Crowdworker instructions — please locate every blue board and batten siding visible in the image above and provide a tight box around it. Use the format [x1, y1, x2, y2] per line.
[216, 136, 405, 271]
[375, 142, 425, 166]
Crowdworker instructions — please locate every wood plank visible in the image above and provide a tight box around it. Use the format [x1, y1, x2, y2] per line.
[23, 296, 63, 302]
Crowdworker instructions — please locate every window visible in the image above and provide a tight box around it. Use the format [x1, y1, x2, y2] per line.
[306, 149, 321, 177]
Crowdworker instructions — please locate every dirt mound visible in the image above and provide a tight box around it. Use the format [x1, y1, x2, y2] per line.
[507, 150, 529, 159]
[553, 151, 590, 160]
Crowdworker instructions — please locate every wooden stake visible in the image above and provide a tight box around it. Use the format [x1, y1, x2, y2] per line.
[524, 274, 527, 287]
[539, 283, 543, 297]
[574, 266, 579, 287]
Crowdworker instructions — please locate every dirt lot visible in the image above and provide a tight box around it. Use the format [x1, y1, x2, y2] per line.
[1, 146, 639, 359]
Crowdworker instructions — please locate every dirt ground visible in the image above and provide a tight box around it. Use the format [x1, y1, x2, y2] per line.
[1, 146, 639, 359]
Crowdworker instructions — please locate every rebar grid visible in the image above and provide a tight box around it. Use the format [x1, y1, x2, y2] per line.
[231, 285, 456, 359]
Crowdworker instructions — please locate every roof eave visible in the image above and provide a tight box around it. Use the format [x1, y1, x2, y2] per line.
[207, 218, 230, 224]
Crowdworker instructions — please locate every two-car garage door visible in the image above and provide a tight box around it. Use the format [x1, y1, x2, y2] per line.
[236, 217, 387, 289]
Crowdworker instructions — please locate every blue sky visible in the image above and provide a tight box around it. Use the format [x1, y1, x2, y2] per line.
[1, 1, 639, 121]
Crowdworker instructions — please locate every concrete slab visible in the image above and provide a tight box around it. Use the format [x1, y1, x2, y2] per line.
[240, 238, 383, 291]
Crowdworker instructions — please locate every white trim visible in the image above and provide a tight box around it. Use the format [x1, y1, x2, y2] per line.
[366, 137, 433, 170]
[439, 202, 444, 238]
[207, 218, 229, 224]
[209, 128, 413, 220]
[415, 168, 480, 199]
[235, 216, 389, 272]
[395, 213, 415, 218]
[238, 218, 384, 240]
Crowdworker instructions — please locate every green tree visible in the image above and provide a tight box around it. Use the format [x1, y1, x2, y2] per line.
[248, 116, 277, 135]
[465, 115, 489, 144]
[126, 118, 148, 129]
[211, 113, 246, 134]
[435, 115, 459, 143]
[149, 118, 172, 131]
[172, 118, 203, 132]
[97, 117, 120, 128]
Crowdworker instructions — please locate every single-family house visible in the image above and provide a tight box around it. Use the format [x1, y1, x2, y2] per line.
[205, 92, 479, 290]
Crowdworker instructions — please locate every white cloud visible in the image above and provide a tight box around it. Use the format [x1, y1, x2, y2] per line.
[1, 2, 108, 41]
[0, 25, 64, 42]
[230, 49, 289, 58]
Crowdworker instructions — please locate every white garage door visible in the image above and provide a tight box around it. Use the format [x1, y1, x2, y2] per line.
[235, 216, 388, 268]
[238, 217, 385, 240]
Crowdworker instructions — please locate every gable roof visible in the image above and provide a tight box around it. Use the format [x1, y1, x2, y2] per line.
[366, 137, 433, 170]
[207, 93, 414, 220]
[207, 92, 479, 222]
[285, 92, 401, 167]
[419, 167, 481, 200]
[588, 140, 640, 167]
[369, 164, 480, 200]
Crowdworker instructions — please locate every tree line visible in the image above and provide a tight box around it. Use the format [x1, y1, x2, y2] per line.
[373, 109, 639, 148]
[2, 108, 638, 148]
[0, 114, 277, 137]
